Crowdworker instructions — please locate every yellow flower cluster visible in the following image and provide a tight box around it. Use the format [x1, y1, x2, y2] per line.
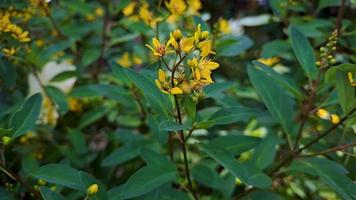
[122, 2, 161, 28]
[146, 25, 219, 95]
[165, 0, 202, 22]
[116, 52, 143, 68]
[0, 8, 33, 56]
[316, 108, 340, 125]
[85, 7, 105, 21]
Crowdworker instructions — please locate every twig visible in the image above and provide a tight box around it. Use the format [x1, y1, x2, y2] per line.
[299, 142, 356, 158]
[0, 165, 42, 200]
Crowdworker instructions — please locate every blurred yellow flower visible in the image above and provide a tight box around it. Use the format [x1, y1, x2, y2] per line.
[330, 114, 340, 124]
[123, 2, 136, 16]
[117, 52, 131, 68]
[257, 57, 280, 67]
[87, 184, 99, 196]
[2, 47, 16, 56]
[165, 0, 186, 22]
[95, 7, 104, 17]
[316, 108, 330, 120]
[217, 18, 231, 34]
[68, 97, 83, 113]
[187, 0, 202, 14]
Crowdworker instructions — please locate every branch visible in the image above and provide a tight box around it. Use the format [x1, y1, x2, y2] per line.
[299, 142, 356, 158]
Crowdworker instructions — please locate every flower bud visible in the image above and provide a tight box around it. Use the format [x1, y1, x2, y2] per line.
[87, 184, 99, 196]
[200, 31, 209, 40]
[173, 29, 182, 40]
[2, 136, 12, 146]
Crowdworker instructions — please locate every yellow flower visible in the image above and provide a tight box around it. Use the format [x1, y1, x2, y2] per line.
[180, 37, 195, 53]
[85, 14, 95, 21]
[198, 40, 213, 57]
[165, 0, 186, 16]
[257, 57, 280, 67]
[217, 18, 231, 34]
[155, 69, 183, 95]
[189, 57, 219, 84]
[348, 72, 356, 87]
[87, 184, 99, 196]
[139, 3, 159, 28]
[95, 7, 104, 17]
[116, 52, 132, 68]
[145, 38, 171, 57]
[1, 136, 12, 146]
[187, 0, 202, 14]
[68, 97, 83, 112]
[330, 114, 340, 124]
[132, 54, 143, 65]
[2, 47, 16, 56]
[316, 108, 330, 120]
[123, 2, 136, 16]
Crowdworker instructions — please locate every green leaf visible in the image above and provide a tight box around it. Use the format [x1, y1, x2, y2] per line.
[39, 187, 66, 200]
[191, 163, 228, 191]
[122, 165, 177, 199]
[200, 143, 271, 188]
[208, 106, 258, 126]
[124, 68, 172, 118]
[216, 35, 253, 57]
[208, 135, 261, 155]
[139, 148, 171, 166]
[46, 86, 68, 114]
[243, 191, 283, 200]
[203, 82, 234, 98]
[79, 106, 110, 129]
[10, 93, 42, 138]
[159, 120, 189, 131]
[50, 71, 77, 82]
[32, 164, 82, 190]
[0, 187, 15, 200]
[249, 134, 281, 170]
[289, 158, 356, 200]
[248, 65, 296, 136]
[268, 0, 287, 17]
[102, 146, 139, 167]
[142, 186, 192, 200]
[325, 63, 356, 82]
[253, 61, 302, 99]
[317, 0, 340, 11]
[184, 96, 196, 125]
[335, 71, 356, 113]
[288, 25, 318, 79]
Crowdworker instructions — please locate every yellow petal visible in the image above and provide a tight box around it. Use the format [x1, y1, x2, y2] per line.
[158, 69, 166, 82]
[180, 37, 194, 53]
[170, 87, 183, 94]
[152, 38, 161, 49]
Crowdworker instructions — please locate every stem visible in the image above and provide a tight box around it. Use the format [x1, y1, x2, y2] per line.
[299, 142, 356, 158]
[168, 53, 198, 199]
[336, 0, 346, 33]
[0, 165, 42, 200]
[173, 95, 198, 200]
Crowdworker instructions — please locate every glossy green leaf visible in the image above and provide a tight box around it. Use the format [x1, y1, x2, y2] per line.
[32, 164, 82, 190]
[289, 158, 356, 200]
[122, 165, 177, 198]
[46, 86, 68, 114]
[208, 135, 261, 155]
[102, 146, 139, 167]
[288, 25, 318, 79]
[216, 35, 253, 57]
[10, 93, 42, 138]
[200, 143, 271, 188]
[191, 163, 227, 191]
[159, 120, 189, 131]
[248, 65, 296, 136]
[124, 68, 172, 118]
[208, 106, 258, 126]
[249, 134, 281, 170]
[335, 71, 356, 114]
[79, 106, 110, 129]
[243, 190, 283, 200]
